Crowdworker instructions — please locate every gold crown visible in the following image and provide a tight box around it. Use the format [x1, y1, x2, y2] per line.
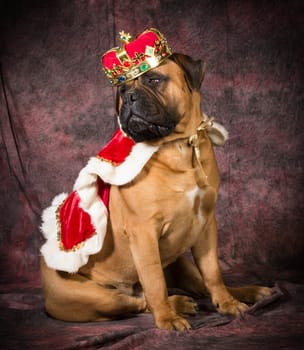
[101, 28, 172, 86]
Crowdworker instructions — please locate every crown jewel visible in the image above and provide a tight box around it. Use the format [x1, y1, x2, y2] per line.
[101, 28, 172, 86]
[119, 31, 133, 44]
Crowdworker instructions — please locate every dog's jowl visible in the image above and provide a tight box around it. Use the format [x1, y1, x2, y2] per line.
[40, 28, 272, 331]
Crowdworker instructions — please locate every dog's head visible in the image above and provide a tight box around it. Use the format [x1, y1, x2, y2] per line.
[115, 53, 206, 143]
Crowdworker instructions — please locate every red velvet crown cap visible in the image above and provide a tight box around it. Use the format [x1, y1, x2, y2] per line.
[102, 28, 172, 86]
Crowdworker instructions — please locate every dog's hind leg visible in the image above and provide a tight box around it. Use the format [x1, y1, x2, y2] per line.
[40, 258, 146, 322]
[166, 256, 272, 304]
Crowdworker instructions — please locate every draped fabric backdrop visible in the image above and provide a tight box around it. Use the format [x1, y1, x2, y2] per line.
[0, 0, 303, 349]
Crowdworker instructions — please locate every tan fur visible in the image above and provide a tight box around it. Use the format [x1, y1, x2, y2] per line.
[40, 59, 272, 330]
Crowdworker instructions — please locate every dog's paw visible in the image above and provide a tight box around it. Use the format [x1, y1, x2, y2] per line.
[168, 295, 198, 316]
[155, 313, 192, 331]
[134, 296, 148, 313]
[215, 297, 248, 316]
[251, 286, 273, 301]
[227, 285, 273, 304]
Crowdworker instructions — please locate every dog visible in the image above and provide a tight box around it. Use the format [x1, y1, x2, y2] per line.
[40, 50, 272, 331]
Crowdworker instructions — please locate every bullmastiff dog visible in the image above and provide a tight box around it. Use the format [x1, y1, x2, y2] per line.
[40, 52, 272, 331]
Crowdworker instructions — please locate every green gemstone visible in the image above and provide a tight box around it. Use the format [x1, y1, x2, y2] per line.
[140, 63, 149, 71]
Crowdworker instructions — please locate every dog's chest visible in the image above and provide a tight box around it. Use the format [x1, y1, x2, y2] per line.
[158, 183, 216, 265]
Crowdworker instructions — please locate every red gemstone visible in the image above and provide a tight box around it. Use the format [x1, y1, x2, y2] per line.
[124, 61, 131, 67]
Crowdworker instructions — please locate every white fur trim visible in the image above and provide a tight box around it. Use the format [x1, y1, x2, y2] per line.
[40, 232, 102, 273]
[40, 193, 68, 240]
[207, 121, 229, 146]
[76, 173, 108, 255]
[74, 141, 159, 188]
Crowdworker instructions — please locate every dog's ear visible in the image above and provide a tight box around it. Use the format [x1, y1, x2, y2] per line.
[169, 53, 206, 91]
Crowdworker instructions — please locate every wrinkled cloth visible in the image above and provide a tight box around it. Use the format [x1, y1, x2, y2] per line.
[1, 279, 303, 349]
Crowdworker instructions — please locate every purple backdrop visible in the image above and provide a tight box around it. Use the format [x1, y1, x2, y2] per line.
[0, 0, 303, 348]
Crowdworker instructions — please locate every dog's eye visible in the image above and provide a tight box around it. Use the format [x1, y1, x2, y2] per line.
[148, 78, 161, 85]
[142, 74, 165, 87]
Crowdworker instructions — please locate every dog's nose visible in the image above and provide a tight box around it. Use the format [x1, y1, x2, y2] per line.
[124, 90, 138, 104]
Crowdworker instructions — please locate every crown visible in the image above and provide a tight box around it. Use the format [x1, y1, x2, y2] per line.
[101, 28, 172, 86]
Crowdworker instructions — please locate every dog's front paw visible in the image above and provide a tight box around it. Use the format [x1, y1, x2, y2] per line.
[155, 309, 192, 331]
[215, 297, 248, 316]
[168, 295, 198, 317]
